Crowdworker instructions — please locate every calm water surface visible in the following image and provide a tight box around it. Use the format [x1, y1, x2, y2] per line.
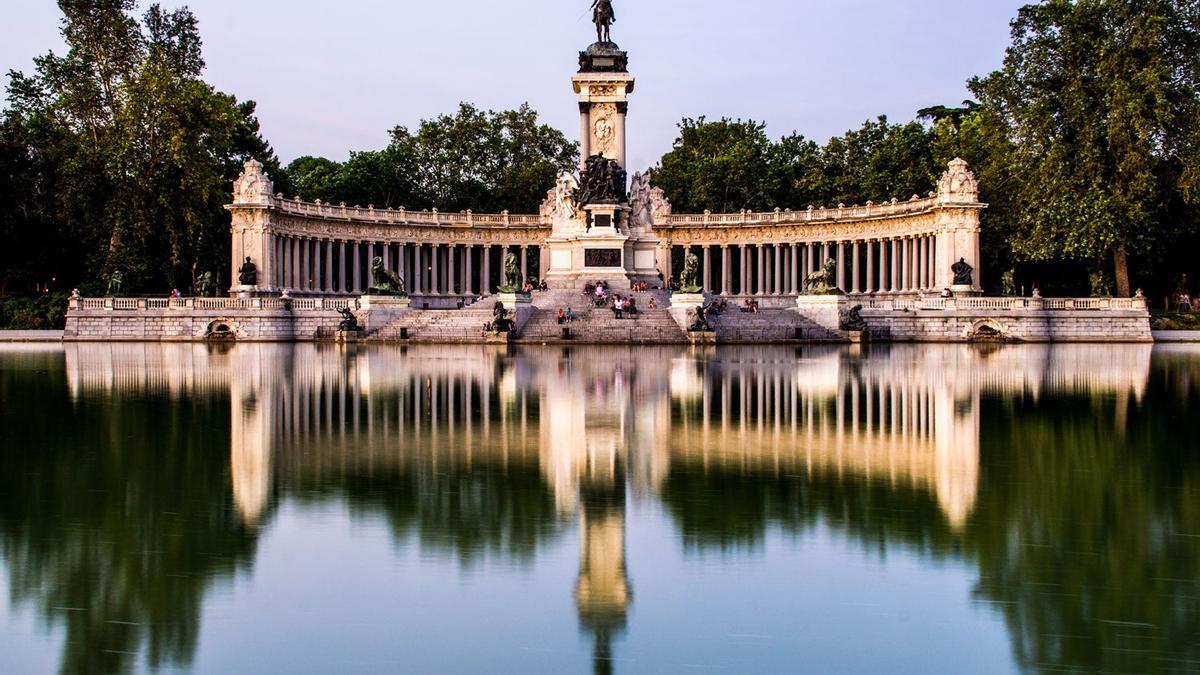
[0, 343, 1198, 674]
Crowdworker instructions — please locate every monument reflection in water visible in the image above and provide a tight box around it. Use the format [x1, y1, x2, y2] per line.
[1, 343, 1198, 673]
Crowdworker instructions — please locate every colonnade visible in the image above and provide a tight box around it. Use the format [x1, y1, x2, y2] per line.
[670, 234, 940, 295]
[267, 237, 544, 295]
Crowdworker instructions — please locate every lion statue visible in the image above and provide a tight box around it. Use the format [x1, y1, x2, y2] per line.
[803, 258, 841, 295]
[367, 257, 407, 297]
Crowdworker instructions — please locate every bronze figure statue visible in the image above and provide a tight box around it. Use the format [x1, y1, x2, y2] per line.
[841, 304, 867, 332]
[237, 257, 258, 286]
[592, 0, 615, 43]
[105, 270, 124, 298]
[951, 258, 974, 286]
[337, 306, 359, 332]
[578, 154, 627, 205]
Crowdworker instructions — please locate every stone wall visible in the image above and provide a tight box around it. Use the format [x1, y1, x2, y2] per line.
[65, 308, 343, 342]
[861, 308, 1152, 343]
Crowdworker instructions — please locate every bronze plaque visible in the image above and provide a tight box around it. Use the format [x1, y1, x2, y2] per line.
[585, 249, 622, 268]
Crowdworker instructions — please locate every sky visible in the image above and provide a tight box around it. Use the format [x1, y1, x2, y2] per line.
[2, 0, 1027, 173]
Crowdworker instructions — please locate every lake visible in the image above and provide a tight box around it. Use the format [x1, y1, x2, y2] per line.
[0, 343, 1197, 674]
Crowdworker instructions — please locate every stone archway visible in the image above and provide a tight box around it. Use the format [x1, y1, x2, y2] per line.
[965, 319, 1008, 342]
[205, 319, 241, 341]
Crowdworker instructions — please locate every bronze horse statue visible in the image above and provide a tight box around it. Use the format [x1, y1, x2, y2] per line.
[592, 0, 615, 43]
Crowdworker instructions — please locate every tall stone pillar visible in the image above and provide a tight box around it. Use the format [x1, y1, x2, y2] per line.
[773, 245, 783, 295]
[702, 246, 712, 292]
[721, 245, 731, 295]
[756, 246, 765, 296]
[864, 241, 874, 293]
[574, 46, 634, 172]
[482, 245, 491, 294]
[352, 242, 361, 293]
[520, 245, 529, 285]
[852, 241, 861, 294]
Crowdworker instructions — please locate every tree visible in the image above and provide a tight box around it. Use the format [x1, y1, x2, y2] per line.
[970, 0, 1200, 296]
[2, 1, 283, 294]
[285, 103, 576, 215]
[650, 117, 781, 213]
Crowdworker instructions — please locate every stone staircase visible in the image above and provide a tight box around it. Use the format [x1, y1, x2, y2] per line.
[519, 288, 687, 344]
[709, 306, 842, 342]
[368, 299, 497, 343]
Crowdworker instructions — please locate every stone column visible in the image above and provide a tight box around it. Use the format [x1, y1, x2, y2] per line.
[482, 245, 491, 294]
[721, 245, 731, 295]
[756, 245, 766, 295]
[351, 242, 361, 293]
[520, 245, 528, 286]
[579, 103, 591, 171]
[434, 244, 444, 294]
[773, 245, 783, 295]
[740, 246, 750, 295]
[702, 246, 712, 292]
[615, 103, 628, 169]
[337, 241, 346, 293]
[292, 238, 300, 291]
[887, 239, 897, 293]
[865, 241, 875, 293]
[791, 243, 800, 294]
[851, 241, 861, 293]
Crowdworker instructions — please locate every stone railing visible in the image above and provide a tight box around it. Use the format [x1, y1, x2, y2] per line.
[658, 196, 940, 228]
[68, 297, 354, 312]
[859, 296, 1148, 312]
[274, 197, 546, 228]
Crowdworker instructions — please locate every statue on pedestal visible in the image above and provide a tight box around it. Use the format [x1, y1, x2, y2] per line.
[196, 271, 218, 298]
[105, 271, 124, 298]
[578, 154, 627, 205]
[592, 0, 615, 43]
[498, 253, 522, 293]
[679, 251, 702, 293]
[951, 258, 974, 286]
[237, 257, 259, 286]
[367, 256, 407, 296]
[803, 259, 841, 295]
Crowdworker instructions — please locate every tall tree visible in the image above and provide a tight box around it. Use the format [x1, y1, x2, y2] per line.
[971, 0, 1200, 296]
[2, 0, 282, 293]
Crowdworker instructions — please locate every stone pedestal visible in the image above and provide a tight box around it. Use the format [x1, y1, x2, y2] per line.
[795, 294, 848, 340]
[951, 285, 982, 297]
[495, 292, 534, 334]
[668, 293, 707, 333]
[357, 295, 410, 334]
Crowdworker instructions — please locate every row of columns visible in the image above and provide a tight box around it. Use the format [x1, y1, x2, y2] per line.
[673, 235, 940, 295]
[269, 236, 545, 295]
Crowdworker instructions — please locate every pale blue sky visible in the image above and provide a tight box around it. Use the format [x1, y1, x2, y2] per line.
[2, 1, 1027, 172]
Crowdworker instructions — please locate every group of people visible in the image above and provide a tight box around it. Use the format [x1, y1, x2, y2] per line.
[1178, 290, 1193, 312]
[556, 308, 576, 325]
[522, 278, 550, 294]
[740, 298, 759, 313]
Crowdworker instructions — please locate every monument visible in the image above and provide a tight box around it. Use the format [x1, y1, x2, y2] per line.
[543, 0, 662, 288]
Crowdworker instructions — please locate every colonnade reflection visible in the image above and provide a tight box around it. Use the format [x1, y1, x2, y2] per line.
[14, 342, 1190, 673]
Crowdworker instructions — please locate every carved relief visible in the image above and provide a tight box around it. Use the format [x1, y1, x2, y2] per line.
[591, 102, 617, 156]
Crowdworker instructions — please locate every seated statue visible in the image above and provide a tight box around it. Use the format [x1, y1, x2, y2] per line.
[840, 304, 868, 332]
[491, 301, 515, 334]
[367, 257, 407, 296]
[687, 303, 712, 332]
[951, 258, 974, 286]
[337, 306, 359, 332]
[237, 257, 258, 286]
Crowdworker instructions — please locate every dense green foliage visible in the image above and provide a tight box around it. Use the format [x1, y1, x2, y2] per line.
[650, 116, 942, 214]
[0, 1, 285, 297]
[969, 0, 1200, 296]
[0, 292, 68, 330]
[286, 103, 577, 214]
[652, 0, 1200, 296]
